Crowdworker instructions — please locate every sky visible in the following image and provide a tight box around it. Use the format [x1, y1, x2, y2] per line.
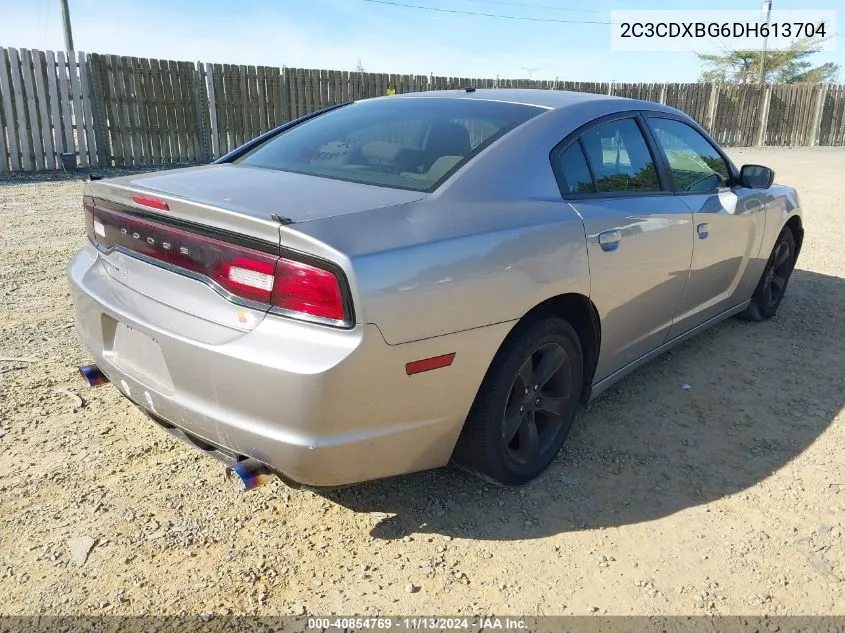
[0, 0, 841, 83]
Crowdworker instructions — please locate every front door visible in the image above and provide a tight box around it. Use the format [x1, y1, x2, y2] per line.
[643, 116, 767, 336]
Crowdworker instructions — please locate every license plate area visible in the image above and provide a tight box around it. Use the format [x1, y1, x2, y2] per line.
[103, 316, 174, 393]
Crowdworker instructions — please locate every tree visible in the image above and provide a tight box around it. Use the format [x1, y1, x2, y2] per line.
[697, 38, 839, 84]
[355, 57, 366, 73]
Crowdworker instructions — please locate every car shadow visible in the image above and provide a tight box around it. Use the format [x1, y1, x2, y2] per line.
[323, 268, 844, 541]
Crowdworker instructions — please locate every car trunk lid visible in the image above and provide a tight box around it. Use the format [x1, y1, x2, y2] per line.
[92, 163, 427, 227]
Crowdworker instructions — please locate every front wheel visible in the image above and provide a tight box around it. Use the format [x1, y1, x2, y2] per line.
[740, 228, 796, 322]
[454, 315, 584, 486]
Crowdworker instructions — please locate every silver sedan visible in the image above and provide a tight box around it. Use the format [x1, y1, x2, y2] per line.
[67, 89, 803, 488]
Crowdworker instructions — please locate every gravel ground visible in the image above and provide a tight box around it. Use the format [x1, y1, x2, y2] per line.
[0, 148, 843, 617]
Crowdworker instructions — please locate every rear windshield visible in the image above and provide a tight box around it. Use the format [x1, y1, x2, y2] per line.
[235, 98, 544, 191]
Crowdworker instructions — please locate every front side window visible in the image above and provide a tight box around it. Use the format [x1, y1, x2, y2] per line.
[236, 98, 543, 191]
[579, 118, 661, 193]
[647, 118, 730, 192]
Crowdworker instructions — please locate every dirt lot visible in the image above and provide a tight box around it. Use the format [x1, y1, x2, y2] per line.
[0, 147, 843, 617]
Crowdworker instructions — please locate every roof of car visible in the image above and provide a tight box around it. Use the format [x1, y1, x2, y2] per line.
[391, 88, 675, 113]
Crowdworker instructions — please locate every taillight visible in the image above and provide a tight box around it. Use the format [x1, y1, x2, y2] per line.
[88, 205, 350, 326]
[273, 258, 345, 321]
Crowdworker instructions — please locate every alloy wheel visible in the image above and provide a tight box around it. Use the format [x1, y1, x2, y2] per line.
[502, 342, 573, 465]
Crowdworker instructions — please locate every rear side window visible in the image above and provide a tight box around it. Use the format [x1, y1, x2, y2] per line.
[557, 142, 595, 194]
[236, 98, 543, 192]
[580, 118, 661, 193]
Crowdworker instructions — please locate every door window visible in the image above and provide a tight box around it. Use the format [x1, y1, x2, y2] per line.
[579, 118, 661, 193]
[556, 142, 596, 194]
[648, 118, 730, 192]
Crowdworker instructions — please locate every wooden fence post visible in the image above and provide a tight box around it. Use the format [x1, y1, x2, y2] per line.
[281, 67, 292, 124]
[33, 50, 55, 169]
[68, 50, 89, 166]
[211, 62, 226, 154]
[7, 48, 33, 170]
[45, 51, 62, 158]
[806, 84, 827, 147]
[20, 49, 46, 170]
[78, 52, 99, 166]
[87, 54, 110, 166]
[194, 61, 211, 161]
[0, 47, 21, 171]
[704, 83, 719, 133]
[204, 62, 219, 159]
[0, 53, 7, 171]
[0, 77, 7, 171]
[755, 85, 772, 146]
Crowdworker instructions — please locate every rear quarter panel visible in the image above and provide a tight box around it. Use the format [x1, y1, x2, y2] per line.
[299, 199, 590, 344]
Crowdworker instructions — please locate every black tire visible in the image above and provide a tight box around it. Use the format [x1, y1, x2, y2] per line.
[740, 228, 796, 322]
[454, 314, 584, 486]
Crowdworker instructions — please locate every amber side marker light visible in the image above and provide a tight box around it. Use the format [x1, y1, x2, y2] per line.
[405, 353, 456, 376]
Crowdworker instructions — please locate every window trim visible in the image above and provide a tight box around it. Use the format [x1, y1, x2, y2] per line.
[641, 112, 740, 195]
[549, 110, 674, 201]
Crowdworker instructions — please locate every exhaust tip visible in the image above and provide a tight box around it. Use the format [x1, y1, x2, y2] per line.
[79, 364, 109, 387]
[225, 459, 274, 492]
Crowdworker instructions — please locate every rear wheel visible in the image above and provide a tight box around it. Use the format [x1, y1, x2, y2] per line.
[454, 315, 584, 486]
[740, 228, 796, 322]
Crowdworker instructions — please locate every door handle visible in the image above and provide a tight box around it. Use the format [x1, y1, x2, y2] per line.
[598, 230, 622, 252]
[697, 223, 710, 239]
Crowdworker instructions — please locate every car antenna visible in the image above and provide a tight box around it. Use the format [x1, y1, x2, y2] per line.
[270, 213, 296, 225]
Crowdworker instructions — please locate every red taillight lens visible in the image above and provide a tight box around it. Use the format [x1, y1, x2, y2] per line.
[89, 206, 349, 325]
[272, 258, 345, 322]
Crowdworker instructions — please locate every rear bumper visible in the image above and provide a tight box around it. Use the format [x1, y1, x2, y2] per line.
[68, 245, 512, 487]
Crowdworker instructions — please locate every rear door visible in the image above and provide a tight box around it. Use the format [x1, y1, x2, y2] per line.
[643, 115, 767, 336]
[554, 114, 694, 382]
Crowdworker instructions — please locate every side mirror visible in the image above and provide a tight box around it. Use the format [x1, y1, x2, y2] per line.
[739, 164, 774, 189]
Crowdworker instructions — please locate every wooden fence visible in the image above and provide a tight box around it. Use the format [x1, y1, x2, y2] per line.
[0, 48, 97, 171]
[2, 45, 845, 173]
[87, 54, 209, 167]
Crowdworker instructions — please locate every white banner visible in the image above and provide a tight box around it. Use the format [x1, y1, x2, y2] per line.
[610, 10, 837, 52]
